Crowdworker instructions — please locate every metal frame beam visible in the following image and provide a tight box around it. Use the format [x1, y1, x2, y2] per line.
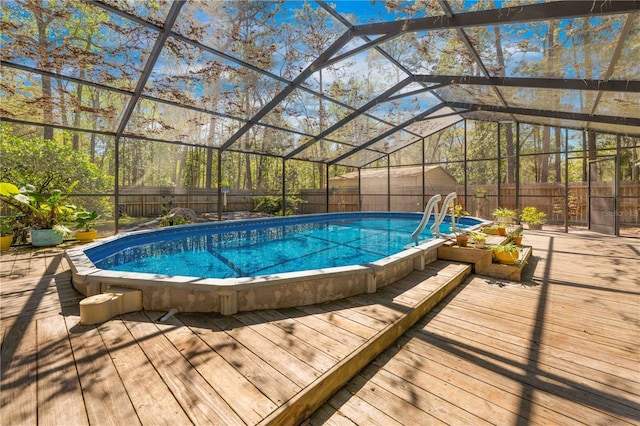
[352, 1, 640, 36]
[329, 104, 452, 165]
[285, 77, 413, 159]
[446, 102, 640, 127]
[589, 12, 638, 116]
[219, 30, 353, 151]
[415, 75, 640, 92]
[114, 1, 185, 138]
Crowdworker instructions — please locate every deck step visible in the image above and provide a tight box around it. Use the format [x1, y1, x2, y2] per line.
[438, 239, 532, 282]
[480, 245, 532, 282]
[262, 260, 472, 425]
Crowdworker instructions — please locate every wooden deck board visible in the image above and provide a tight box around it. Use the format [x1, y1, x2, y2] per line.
[0, 321, 38, 426]
[36, 314, 88, 426]
[122, 311, 247, 425]
[1, 231, 638, 425]
[97, 317, 193, 425]
[66, 316, 142, 425]
[178, 312, 301, 407]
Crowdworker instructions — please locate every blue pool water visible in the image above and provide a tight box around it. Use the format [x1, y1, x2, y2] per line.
[87, 213, 481, 279]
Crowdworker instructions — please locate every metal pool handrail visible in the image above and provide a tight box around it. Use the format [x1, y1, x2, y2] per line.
[431, 192, 457, 238]
[411, 193, 442, 245]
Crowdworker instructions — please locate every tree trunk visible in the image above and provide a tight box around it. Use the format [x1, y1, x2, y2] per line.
[505, 125, 515, 184]
[588, 131, 597, 161]
[541, 126, 550, 182]
[206, 147, 213, 188]
[554, 127, 562, 183]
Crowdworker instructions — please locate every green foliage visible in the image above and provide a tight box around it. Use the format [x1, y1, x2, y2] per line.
[491, 242, 520, 254]
[492, 207, 517, 218]
[507, 230, 522, 238]
[0, 181, 77, 236]
[74, 210, 101, 231]
[159, 215, 190, 228]
[0, 124, 112, 214]
[0, 216, 15, 236]
[520, 206, 547, 225]
[253, 195, 304, 216]
[468, 231, 486, 242]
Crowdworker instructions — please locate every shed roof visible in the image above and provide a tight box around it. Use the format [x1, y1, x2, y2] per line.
[332, 165, 453, 180]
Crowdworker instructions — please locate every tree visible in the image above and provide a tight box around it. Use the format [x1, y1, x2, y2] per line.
[0, 124, 112, 212]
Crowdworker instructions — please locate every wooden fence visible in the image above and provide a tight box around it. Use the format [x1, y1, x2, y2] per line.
[110, 183, 640, 226]
[301, 183, 640, 225]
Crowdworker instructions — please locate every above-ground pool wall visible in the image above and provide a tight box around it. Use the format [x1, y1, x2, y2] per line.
[66, 241, 442, 316]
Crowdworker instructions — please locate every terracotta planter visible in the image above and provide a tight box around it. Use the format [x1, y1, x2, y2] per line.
[512, 236, 523, 245]
[456, 235, 469, 247]
[497, 227, 506, 236]
[495, 250, 519, 264]
[76, 229, 98, 243]
[31, 228, 63, 247]
[1, 234, 12, 251]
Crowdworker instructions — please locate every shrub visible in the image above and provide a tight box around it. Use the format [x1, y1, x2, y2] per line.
[253, 195, 304, 216]
[520, 206, 547, 226]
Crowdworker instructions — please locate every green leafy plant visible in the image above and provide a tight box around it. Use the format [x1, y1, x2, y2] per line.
[0, 181, 77, 236]
[492, 207, 517, 219]
[491, 242, 520, 254]
[520, 206, 547, 226]
[0, 124, 112, 214]
[160, 215, 190, 227]
[474, 189, 487, 198]
[74, 210, 101, 232]
[448, 203, 469, 235]
[0, 216, 15, 236]
[468, 231, 486, 242]
[253, 195, 304, 216]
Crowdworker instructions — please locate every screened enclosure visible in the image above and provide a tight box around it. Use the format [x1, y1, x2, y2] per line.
[1, 0, 639, 237]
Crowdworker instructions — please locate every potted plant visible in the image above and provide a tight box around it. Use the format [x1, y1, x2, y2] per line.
[520, 206, 546, 230]
[492, 207, 517, 224]
[74, 210, 100, 242]
[0, 182, 76, 247]
[219, 179, 230, 193]
[474, 188, 487, 199]
[449, 203, 469, 246]
[469, 231, 487, 248]
[508, 230, 523, 245]
[492, 243, 520, 264]
[497, 224, 507, 236]
[0, 216, 14, 251]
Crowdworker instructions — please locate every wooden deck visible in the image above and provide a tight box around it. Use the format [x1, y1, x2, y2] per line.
[1, 231, 639, 425]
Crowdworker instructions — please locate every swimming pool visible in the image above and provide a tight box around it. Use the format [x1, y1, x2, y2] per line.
[66, 212, 485, 316]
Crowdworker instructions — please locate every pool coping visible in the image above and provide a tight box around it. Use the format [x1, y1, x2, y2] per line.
[65, 212, 487, 315]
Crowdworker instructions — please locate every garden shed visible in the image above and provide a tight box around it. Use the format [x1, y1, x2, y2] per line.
[329, 165, 456, 192]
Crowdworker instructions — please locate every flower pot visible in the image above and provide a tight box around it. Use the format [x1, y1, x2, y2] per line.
[512, 236, 523, 245]
[527, 224, 542, 230]
[497, 227, 506, 236]
[76, 229, 98, 243]
[456, 235, 469, 247]
[1, 234, 12, 251]
[474, 239, 485, 249]
[495, 250, 519, 264]
[30, 228, 63, 247]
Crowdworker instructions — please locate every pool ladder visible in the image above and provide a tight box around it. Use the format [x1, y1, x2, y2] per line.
[411, 192, 457, 245]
